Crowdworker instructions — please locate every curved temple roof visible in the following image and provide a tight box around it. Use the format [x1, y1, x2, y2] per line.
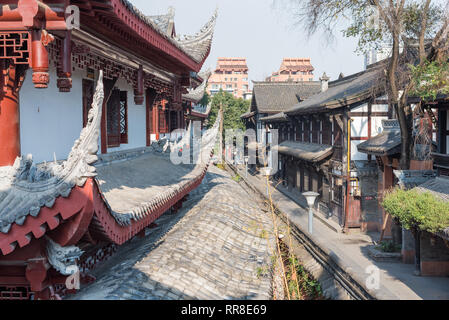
[174, 10, 218, 63]
[0, 70, 220, 252]
[121, 1, 218, 64]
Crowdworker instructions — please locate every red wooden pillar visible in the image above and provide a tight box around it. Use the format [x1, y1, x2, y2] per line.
[153, 99, 160, 140]
[146, 88, 157, 146]
[0, 62, 22, 167]
[31, 29, 51, 89]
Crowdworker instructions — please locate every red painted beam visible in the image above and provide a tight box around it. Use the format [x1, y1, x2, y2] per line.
[0, 0, 66, 30]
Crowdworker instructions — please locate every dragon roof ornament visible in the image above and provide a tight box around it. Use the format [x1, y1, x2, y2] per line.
[0, 71, 105, 234]
[46, 237, 84, 276]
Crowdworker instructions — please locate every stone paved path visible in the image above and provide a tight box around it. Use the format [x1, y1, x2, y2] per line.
[68, 165, 274, 300]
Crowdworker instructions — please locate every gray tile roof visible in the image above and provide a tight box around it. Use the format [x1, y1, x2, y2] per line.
[121, 0, 217, 63]
[357, 120, 401, 156]
[415, 177, 449, 202]
[240, 111, 256, 119]
[277, 141, 333, 163]
[251, 81, 321, 114]
[183, 70, 211, 103]
[286, 66, 383, 115]
[260, 112, 288, 122]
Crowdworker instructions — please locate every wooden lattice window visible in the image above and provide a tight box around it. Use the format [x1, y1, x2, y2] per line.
[107, 89, 128, 147]
[0, 32, 30, 64]
[120, 91, 128, 144]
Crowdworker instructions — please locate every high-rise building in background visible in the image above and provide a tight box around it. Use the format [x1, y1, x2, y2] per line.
[267, 58, 314, 82]
[207, 58, 250, 99]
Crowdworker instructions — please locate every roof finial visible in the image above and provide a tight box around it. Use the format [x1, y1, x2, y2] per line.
[319, 72, 330, 92]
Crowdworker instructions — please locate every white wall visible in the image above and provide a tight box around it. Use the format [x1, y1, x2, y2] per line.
[20, 66, 84, 164]
[350, 102, 389, 161]
[351, 117, 368, 138]
[20, 66, 148, 163]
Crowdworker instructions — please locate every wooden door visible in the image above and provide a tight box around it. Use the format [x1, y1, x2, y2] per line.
[347, 197, 362, 228]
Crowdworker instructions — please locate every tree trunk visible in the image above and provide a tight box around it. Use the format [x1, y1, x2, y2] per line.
[396, 103, 413, 169]
[392, 218, 403, 247]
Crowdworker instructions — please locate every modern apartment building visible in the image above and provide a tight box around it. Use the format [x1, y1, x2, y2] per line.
[267, 58, 315, 82]
[207, 58, 250, 99]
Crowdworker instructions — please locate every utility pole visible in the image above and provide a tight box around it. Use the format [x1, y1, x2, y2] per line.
[219, 102, 224, 165]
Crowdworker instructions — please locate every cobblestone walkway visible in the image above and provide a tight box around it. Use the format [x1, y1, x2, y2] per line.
[69, 165, 274, 300]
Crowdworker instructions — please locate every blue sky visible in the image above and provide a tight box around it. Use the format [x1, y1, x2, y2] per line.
[132, 0, 365, 86]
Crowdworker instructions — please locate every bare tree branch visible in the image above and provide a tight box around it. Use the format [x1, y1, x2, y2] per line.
[419, 0, 432, 63]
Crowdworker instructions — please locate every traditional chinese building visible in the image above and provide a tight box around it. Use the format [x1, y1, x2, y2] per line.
[0, 0, 218, 299]
[262, 66, 390, 232]
[358, 95, 449, 275]
[240, 81, 321, 144]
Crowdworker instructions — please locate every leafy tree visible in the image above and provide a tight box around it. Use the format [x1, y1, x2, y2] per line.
[383, 188, 449, 234]
[207, 90, 249, 132]
[277, 0, 449, 169]
[198, 92, 211, 108]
